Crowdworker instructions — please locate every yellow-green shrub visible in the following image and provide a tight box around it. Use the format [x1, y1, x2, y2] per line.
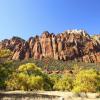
[53, 74, 73, 91]
[0, 49, 12, 58]
[6, 63, 52, 91]
[73, 69, 100, 93]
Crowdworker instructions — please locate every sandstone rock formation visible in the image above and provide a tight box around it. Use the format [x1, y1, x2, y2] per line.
[0, 29, 100, 63]
[93, 34, 100, 43]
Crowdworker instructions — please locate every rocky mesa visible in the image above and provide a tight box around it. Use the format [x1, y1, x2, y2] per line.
[0, 29, 100, 63]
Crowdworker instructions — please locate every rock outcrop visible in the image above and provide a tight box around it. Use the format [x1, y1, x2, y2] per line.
[0, 29, 100, 63]
[93, 35, 100, 44]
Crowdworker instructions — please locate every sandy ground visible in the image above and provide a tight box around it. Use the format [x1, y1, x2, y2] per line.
[0, 91, 100, 100]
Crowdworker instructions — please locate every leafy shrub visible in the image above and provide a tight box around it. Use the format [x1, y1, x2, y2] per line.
[18, 63, 43, 76]
[6, 63, 53, 91]
[73, 69, 100, 93]
[13, 57, 100, 73]
[53, 74, 73, 91]
[49, 74, 62, 84]
[0, 61, 14, 89]
[0, 49, 12, 58]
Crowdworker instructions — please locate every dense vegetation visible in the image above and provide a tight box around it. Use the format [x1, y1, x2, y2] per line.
[6, 63, 53, 91]
[73, 69, 100, 93]
[0, 49, 12, 58]
[0, 49, 100, 93]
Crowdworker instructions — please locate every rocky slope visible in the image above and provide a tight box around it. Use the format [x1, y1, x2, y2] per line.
[0, 29, 100, 63]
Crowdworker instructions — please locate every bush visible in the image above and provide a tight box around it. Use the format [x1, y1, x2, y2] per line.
[0, 49, 12, 58]
[0, 61, 14, 89]
[6, 63, 53, 91]
[17, 74, 44, 90]
[18, 63, 43, 76]
[73, 69, 100, 93]
[53, 74, 73, 91]
[49, 74, 62, 84]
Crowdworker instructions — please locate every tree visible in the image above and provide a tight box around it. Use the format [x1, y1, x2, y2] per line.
[0, 61, 14, 90]
[6, 63, 53, 91]
[73, 69, 100, 93]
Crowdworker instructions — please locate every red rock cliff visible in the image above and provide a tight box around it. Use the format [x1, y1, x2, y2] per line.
[0, 30, 100, 63]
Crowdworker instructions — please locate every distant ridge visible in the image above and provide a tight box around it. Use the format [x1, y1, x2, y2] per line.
[0, 29, 100, 63]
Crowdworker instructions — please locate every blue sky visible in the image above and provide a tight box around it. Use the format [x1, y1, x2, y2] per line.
[0, 0, 100, 40]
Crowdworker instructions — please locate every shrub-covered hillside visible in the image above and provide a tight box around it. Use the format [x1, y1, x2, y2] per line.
[0, 61, 100, 93]
[0, 49, 100, 93]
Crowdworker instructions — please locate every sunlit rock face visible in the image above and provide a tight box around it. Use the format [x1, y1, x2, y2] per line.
[93, 35, 100, 44]
[0, 29, 100, 63]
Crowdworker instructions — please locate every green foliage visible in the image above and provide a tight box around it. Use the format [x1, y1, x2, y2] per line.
[18, 63, 42, 76]
[0, 61, 14, 89]
[27, 76, 44, 90]
[0, 55, 100, 92]
[49, 74, 62, 84]
[73, 69, 100, 93]
[17, 57, 72, 71]
[6, 63, 53, 91]
[0, 49, 12, 58]
[7, 71, 42, 91]
[42, 74, 53, 90]
[13, 57, 100, 72]
[53, 74, 73, 91]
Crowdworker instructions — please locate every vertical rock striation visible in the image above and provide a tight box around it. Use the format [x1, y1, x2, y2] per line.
[0, 29, 100, 63]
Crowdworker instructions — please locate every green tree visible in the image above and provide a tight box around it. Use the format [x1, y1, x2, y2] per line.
[0, 61, 14, 89]
[6, 63, 53, 91]
[49, 74, 61, 84]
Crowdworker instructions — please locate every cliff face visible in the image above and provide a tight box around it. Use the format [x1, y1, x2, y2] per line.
[0, 30, 100, 63]
[92, 35, 100, 44]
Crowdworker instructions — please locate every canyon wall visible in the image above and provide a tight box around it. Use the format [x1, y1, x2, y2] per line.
[0, 29, 100, 63]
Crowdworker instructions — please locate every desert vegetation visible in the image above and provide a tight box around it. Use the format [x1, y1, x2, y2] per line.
[0, 49, 100, 93]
